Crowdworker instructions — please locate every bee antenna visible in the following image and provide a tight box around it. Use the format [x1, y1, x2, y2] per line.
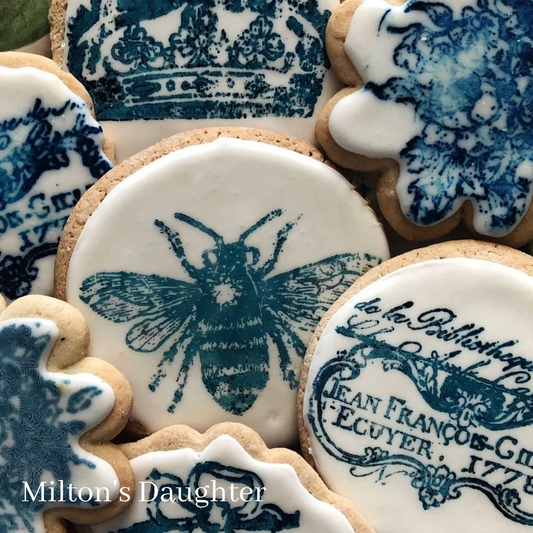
[154, 219, 199, 279]
[174, 213, 222, 242]
[239, 209, 284, 241]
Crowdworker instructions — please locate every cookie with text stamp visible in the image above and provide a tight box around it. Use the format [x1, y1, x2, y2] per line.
[50, 0, 343, 161]
[0, 52, 114, 301]
[90, 423, 373, 533]
[54, 127, 390, 447]
[316, 0, 533, 247]
[299, 240, 533, 533]
[0, 294, 134, 533]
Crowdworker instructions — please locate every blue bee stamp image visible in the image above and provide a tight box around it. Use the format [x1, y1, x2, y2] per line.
[302, 255, 533, 533]
[0, 294, 134, 533]
[51, 0, 342, 160]
[57, 130, 389, 447]
[0, 55, 112, 301]
[91, 425, 372, 533]
[316, 0, 533, 247]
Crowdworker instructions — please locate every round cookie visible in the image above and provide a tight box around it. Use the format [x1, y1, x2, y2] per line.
[300, 240, 533, 533]
[55, 127, 389, 446]
[316, 0, 533, 248]
[0, 294, 134, 533]
[0, 52, 114, 301]
[91, 423, 373, 533]
[50, 0, 343, 161]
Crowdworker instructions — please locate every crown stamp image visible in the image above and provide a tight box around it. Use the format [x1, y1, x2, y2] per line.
[55, 0, 337, 124]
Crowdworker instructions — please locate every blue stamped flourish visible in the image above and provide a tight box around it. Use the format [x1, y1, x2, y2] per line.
[111, 26, 165, 69]
[228, 16, 285, 69]
[79, 210, 381, 416]
[0, 321, 105, 532]
[66, 0, 332, 121]
[168, 0, 222, 69]
[0, 99, 110, 210]
[307, 314, 533, 524]
[0, 98, 111, 300]
[368, 0, 533, 236]
[116, 462, 300, 532]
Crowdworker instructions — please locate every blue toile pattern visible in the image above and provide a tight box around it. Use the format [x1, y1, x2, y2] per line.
[0, 320, 104, 532]
[79, 210, 381, 415]
[115, 462, 300, 532]
[65, 0, 332, 121]
[0, 98, 112, 300]
[367, 0, 533, 236]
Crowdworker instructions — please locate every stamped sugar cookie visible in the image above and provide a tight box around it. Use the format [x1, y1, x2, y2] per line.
[50, 0, 342, 160]
[316, 0, 533, 247]
[0, 52, 113, 301]
[300, 240, 533, 533]
[0, 294, 133, 533]
[55, 127, 389, 446]
[91, 423, 372, 533]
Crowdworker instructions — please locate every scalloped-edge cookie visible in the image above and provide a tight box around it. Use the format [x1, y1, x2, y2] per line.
[0, 294, 134, 533]
[88, 422, 373, 533]
[316, 0, 533, 248]
[299, 240, 533, 533]
[0, 52, 115, 300]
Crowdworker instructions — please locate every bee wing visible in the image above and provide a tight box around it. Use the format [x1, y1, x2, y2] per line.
[80, 271, 201, 352]
[262, 253, 381, 333]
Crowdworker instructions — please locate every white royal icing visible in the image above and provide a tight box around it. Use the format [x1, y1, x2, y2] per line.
[93, 435, 355, 533]
[303, 258, 533, 533]
[65, 137, 389, 446]
[0, 317, 119, 533]
[0, 66, 111, 301]
[328, 0, 533, 238]
[63, 0, 342, 161]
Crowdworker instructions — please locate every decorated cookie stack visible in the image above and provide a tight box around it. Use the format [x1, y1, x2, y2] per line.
[1, 0, 533, 532]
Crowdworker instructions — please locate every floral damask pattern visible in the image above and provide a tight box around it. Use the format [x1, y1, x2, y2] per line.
[0, 321, 105, 532]
[368, 0, 533, 235]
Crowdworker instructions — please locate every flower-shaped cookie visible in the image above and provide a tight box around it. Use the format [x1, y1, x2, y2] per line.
[316, 0, 533, 247]
[0, 295, 133, 533]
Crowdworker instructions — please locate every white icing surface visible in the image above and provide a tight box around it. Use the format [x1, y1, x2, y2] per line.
[330, 88, 419, 158]
[66, 137, 389, 446]
[304, 258, 533, 533]
[92, 435, 355, 533]
[329, 0, 422, 156]
[0, 66, 110, 299]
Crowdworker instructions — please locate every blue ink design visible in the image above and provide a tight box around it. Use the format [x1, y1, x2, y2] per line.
[80, 210, 380, 415]
[0, 321, 103, 532]
[65, 0, 331, 121]
[0, 98, 112, 300]
[116, 461, 300, 532]
[367, 0, 533, 236]
[308, 304, 533, 525]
